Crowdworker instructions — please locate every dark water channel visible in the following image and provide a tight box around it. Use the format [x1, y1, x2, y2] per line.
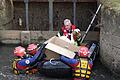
[0, 44, 119, 80]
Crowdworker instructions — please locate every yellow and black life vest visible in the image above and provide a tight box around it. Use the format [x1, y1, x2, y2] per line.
[12, 58, 21, 74]
[74, 58, 91, 79]
[12, 58, 36, 74]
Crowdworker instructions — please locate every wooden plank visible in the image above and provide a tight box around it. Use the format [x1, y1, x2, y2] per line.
[45, 42, 76, 59]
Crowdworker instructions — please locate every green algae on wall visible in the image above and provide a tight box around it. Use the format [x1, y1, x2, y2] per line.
[101, 0, 120, 15]
[100, 0, 120, 77]
[0, 0, 13, 30]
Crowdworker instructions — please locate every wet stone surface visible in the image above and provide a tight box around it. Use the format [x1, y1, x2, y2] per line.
[0, 44, 119, 80]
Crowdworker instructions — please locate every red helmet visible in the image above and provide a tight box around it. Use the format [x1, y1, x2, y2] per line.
[27, 44, 37, 55]
[78, 46, 89, 57]
[14, 46, 26, 57]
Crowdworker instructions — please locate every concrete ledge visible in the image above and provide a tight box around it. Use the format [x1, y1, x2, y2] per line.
[0, 30, 58, 44]
[0, 30, 99, 44]
[1, 40, 20, 44]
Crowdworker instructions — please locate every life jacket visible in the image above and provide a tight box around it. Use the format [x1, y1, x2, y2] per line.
[12, 44, 46, 75]
[12, 58, 25, 74]
[61, 25, 76, 39]
[12, 58, 37, 74]
[73, 58, 93, 79]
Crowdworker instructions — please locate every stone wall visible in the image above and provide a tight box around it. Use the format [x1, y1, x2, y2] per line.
[13, 2, 97, 31]
[0, 0, 13, 30]
[100, 0, 120, 76]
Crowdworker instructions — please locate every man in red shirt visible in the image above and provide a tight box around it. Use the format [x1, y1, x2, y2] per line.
[58, 19, 81, 46]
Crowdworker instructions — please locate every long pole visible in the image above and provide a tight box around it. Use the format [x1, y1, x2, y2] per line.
[80, 4, 102, 43]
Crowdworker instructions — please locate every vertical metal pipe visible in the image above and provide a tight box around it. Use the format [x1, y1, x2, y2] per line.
[24, 0, 29, 31]
[48, 0, 54, 31]
[73, 0, 76, 25]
